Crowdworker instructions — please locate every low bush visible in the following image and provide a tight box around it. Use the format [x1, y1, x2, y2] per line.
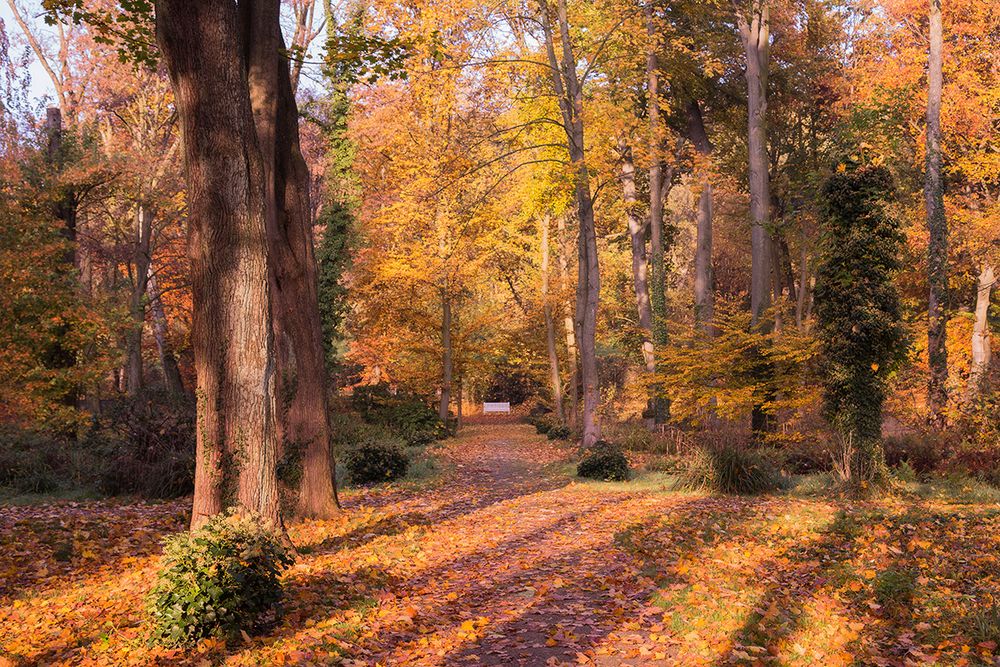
[546, 424, 570, 440]
[577, 441, 630, 481]
[95, 391, 196, 498]
[530, 415, 554, 435]
[882, 433, 945, 477]
[351, 384, 448, 445]
[342, 439, 409, 485]
[0, 425, 66, 493]
[779, 440, 834, 475]
[676, 444, 780, 495]
[148, 511, 293, 647]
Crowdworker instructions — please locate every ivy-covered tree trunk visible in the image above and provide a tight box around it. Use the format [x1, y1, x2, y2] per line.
[815, 165, 906, 490]
[925, 0, 949, 427]
[155, 0, 281, 529]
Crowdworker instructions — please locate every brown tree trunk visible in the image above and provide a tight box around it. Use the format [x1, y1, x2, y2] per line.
[541, 0, 601, 447]
[540, 215, 565, 424]
[147, 272, 185, 396]
[968, 263, 994, 399]
[736, 0, 772, 326]
[557, 214, 579, 430]
[155, 0, 281, 530]
[242, 0, 339, 518]
[647, 7, 666, 355]
[126, 204, 154, 397]
[439, 292, 453, 422]
[925, 0, 949, 426]
[687, 100, 714, 331]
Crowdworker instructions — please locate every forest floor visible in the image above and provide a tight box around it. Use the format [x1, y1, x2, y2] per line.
[3, 423, 1000, 666]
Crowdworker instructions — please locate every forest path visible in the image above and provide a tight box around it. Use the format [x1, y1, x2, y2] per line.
[303, 423, 689, 666]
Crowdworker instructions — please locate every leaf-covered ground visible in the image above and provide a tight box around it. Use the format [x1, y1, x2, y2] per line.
[2, 424, 1000, 666]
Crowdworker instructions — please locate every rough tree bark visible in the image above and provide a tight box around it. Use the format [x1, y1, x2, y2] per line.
[540, 214, 565, 424]
[687, 100, 714, 331]
[925, 0, 949, 426]
[967, 263, 995, 399]
[242, 0, 339, 518]
[540, 0, 601, 447]
[155, 0, 281, 530]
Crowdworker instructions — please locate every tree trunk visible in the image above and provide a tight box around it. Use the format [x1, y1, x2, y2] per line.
[155, 0, 281, 530]
[687, 100, 714, 331]
[737, 0, 772, 327]
[925, 0, 949, 426]
[646, 7, 667, 354]
[126, 204, 154, 397]
[968, 263, 995, 399]
[242, 0, 339, 518]
[540, 214, 565, 424]
[439, 292, 453, 422]
[541, 0, 600, 447]
[557, 214, 579, 430]
[147, 272, 185, 396]
[795, 233, 810, 331]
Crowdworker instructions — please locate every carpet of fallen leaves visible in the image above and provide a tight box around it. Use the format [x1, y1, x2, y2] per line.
[3, 423, 1000, 666]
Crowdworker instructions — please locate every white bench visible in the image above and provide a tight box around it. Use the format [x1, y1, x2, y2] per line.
[482, 402, 511, 414]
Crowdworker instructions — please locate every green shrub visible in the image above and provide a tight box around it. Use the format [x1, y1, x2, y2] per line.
[676, 444, 780, 495]
[546, 424, 570, 440]
[577, 441, 630, 481]
[531, 416, 554, 435]
[148, 511, 293, 647]
[0, 425, 65, 493]
[351, 384, 447, 445]
[882, 433, 944, 477]
[873, 568, 916, 612]
[342, 439, 409, 485]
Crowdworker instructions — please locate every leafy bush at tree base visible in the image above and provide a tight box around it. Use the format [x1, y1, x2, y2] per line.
[342, 439, 409, 485]
[546, 424, 570, 440]
[676, 444, 780, 495]
[577, 441, 630, 481]
[148, 511, 293, 647]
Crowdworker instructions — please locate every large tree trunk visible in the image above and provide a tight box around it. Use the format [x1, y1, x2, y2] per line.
[540, 215, 565, 424]
[126, 204, 154, 397]
[687, 100, 714, 331]
[155, 0, 281, 530]
[242, 0, 339, 518]
[967, 263, 995, 399]
[439, 292, 453, 422]
[925, 0, 949, 426]
[557, 214, 579, 429]
[147, 272, 185, 396]
[541, 0, 600, 447]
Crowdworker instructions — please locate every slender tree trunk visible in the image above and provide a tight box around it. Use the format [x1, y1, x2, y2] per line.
[439, 292, 452, 422]
[156, 0, 281, 530]
[243, 0, 339, 518]
[541, 0, 600, 447]
[540, 215, 565, 424]
[147, 272, 185, 396]
[646, 8, 666, 356]
[795, 232, 809, 331]
[737, 0, 774, 441]
[618, 140, 656, 427]
[687, 100, 714, 331]
[967, 263, 994, 399]
[926, 0, 949, 426]
[126, 204, 154, 397]
[557, 214, 579, 430]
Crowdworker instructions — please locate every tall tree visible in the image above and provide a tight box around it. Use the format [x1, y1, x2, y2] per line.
[539, 0, 601, 447]
[155, 0, 281, 529]
[242, 0, 339, 518]
[925, 0, 948, 426]
[540, 214, 565, 423]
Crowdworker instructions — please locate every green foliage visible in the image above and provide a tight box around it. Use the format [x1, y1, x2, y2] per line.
[814, 164, 906, 486]
[676, 445, 781, 496]
[342, 440, 410, 485]
[148, 511, 293, 647]
[530, 415, 554, 434]
[546, 424, 570, 440]
[873, 568, 916, 611]
[324, 9, 410, 85]
[352, 384, 448, 445]
[577, 441, 630, 481]
[0, 425, 66, 493]
[316, 202, 353, 374]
